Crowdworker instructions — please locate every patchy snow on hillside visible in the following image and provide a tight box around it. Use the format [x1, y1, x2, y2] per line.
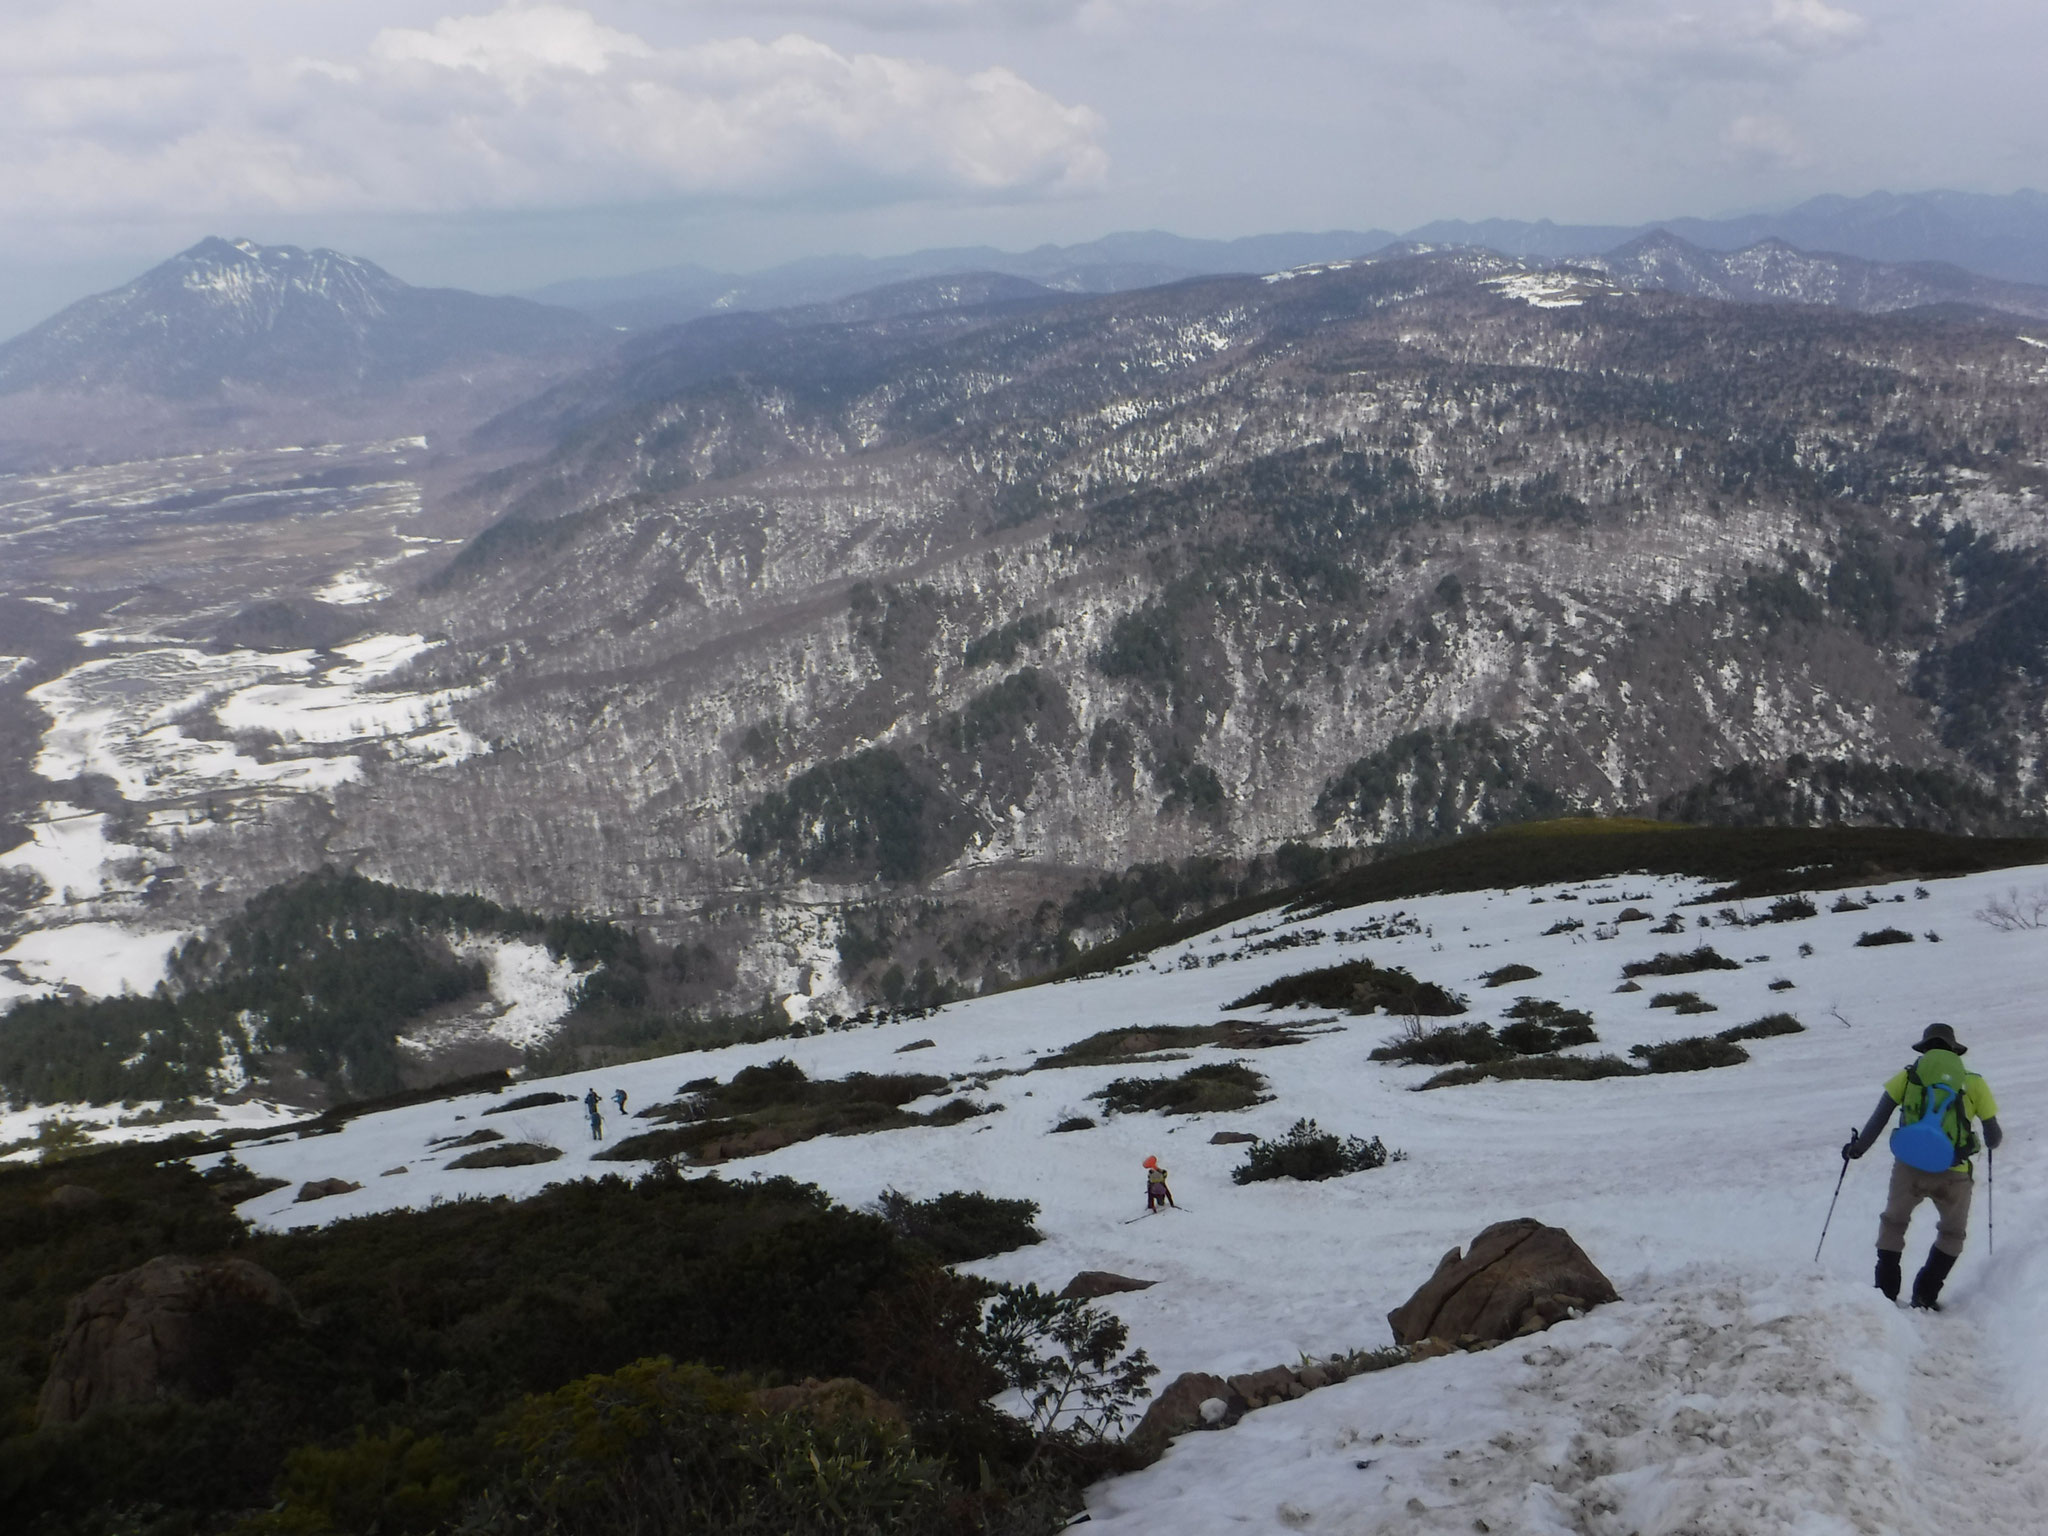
[181, 863, 2048, 1533]
[0, 922, 184, 999]
[0, 805, 147, 909]
[27, 633, 481, 804]
[397, 938, 583, 1054]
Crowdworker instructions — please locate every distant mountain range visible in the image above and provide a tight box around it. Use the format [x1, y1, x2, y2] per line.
[0, 237, 599, 401]
[1586, 231, 2048, 320]
[527, 188, 2048, 331]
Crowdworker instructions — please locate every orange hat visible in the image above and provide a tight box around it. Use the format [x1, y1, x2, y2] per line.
[1142, 1156, 1158, 1168]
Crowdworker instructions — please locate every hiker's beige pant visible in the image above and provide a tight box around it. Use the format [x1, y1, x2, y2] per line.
[1877, 1160, 1973, 1257]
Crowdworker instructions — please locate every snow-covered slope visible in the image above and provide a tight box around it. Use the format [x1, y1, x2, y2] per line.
[201, 862, 2048, 1532]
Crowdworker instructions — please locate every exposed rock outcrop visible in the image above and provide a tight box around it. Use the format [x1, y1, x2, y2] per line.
[294, 1177, 362, 1202]
[1129, 1371, 1247, 1448]
[1387, 1218, 1618, 1348]
[1058, 1271, 1157, 1300]
[37, 1256, 293, 1426]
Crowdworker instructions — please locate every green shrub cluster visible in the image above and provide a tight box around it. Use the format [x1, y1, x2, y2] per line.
[1481, 963, 1541, 987]
[1093, 1063, 1267, 1117]
[597, 1060, 971, 1164]
[1419, 1055, 1641, 1090]
[1370, 1000, 1595, 1067]
[1648, 990, 1718, 1013]
[1230, 1119, 1401, 1183]
[1630, 1036, 1752, 1073]
[1227, 959, 1466, 1017]
[874, 1190, 1043, 1264]
[0, 1149, 1148, 1536]
[1716, 1013, 1804, 1042]
[1855, 927, 1915, 946]
[1620, 946, 1740, 979]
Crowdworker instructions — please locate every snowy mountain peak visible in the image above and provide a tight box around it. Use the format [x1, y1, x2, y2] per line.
[0, 237, 599, 401]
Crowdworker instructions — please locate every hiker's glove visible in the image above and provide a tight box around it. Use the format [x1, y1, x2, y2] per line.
[1842, 1138, 1865, 1161]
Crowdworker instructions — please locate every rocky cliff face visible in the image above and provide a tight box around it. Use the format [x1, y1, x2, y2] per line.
[29, 248, 2048, 1023]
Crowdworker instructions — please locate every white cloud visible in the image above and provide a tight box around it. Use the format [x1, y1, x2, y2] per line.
[1502, 0, 1871, 79]
[0, 3, 1108, 221]
[1722, 110, 1810, 170]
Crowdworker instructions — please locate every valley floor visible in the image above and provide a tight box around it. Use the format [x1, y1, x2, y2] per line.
[208, 863, 2048, 1533]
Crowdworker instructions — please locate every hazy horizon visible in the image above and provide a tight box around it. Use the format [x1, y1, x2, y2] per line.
[4, 0, 2044, 334]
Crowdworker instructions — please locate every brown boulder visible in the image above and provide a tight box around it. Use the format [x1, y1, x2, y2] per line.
[1058, 1271, 1158, 1300]
[1208, 1131, 1259, 1144]
[1129, 1371, 1246, 1449]
[37, 1256, 293, 1426]
[1387, 1218, 1618, 1349]
[294, 1177, 361, 1202]
[1227, 1364, 1304, 1408]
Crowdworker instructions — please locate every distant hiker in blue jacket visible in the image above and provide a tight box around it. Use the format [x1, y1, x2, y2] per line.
[1843, 1023, 2003, 1310]
[613, 1088, 628, 1114]
[584, 1088, 604, 1141]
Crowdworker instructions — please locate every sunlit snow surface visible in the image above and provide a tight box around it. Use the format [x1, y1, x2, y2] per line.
[1486, 271, 1615, 309]
[172, 862, 2048, 1534]
[29, 633, 479, 803]
[0, 923, 182, 997]
[0, 806, 146, 907]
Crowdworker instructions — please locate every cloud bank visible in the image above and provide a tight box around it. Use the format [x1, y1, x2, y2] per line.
[1, 2, 1109, 221]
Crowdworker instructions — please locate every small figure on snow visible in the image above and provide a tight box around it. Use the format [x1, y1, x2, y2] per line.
[1843, 1023, 2003, 1310]
[1144, 1155, 1175, 1212]
[584, 1088, 604, 1141]
[613, 1088, 628, 1114]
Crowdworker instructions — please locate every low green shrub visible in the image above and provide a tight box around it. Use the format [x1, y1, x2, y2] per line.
[1050, 1117, 1095, 1133]
[1496, 998, 1598, 1053]
[1717, 1013, 1804, 1042]
[1094, 1062, 1267, 1116]
[483, 1092, 572, 1116]
[1230, 1118, 1401, 1183]
[597, 1061, 959, 1163]
[1419, 1054, 1641, 1089]
[1367, 1023, 1511, 1067]
[1765, 895, 1817, 921]
[1621, 946, 1740, 978]
[875, 1190, 1042, 1263]
[1855, 927, 1915, 947]
[465, 1358, 951, 1536]
[1630, 1037, 1751, 1073]
[1227, 960, 1465, 1017]
[1648, 991, 1718, 1013]
[1481, 963, 1542, 987]
[447, 1142, 562, 1170]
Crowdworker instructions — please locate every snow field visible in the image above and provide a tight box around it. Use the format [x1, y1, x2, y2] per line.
[210, 864, 2048, 1532]
[0, 922, 184, 998]
[27, 633, 479, 807]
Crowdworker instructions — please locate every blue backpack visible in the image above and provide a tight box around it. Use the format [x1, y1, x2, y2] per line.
[1889, 1053, 1976, 1172]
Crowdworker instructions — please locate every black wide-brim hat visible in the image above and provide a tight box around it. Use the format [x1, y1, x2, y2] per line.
[1914, 1022, 1966, 1055]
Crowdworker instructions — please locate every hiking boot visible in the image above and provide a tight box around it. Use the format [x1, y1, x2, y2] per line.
[1911, 1248, 1958, 1311]
[1875, 1250, 1902, 1302]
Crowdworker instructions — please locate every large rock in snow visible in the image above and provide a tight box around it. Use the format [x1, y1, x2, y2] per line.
[1129, 1370, 1247, 1450]
[1387, 1218, 1617, 1349]
[38, 1255, 294, 1425]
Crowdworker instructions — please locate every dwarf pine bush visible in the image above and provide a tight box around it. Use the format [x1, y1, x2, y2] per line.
[1231, 1118, 1401, 1183]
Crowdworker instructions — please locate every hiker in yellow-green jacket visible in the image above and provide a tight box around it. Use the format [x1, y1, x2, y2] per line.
[1843, 1023, 2003, 1310]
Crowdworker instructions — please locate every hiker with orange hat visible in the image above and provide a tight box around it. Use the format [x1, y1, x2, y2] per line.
[1143, 1155, 1175, 1212]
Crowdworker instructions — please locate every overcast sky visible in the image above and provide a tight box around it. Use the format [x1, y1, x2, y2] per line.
[3, 0, 2043, 332]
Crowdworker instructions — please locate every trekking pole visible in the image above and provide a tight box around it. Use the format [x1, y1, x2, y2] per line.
[1988, 1144, 1995, 1257]
[1815, 1137, 1853, 1263]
